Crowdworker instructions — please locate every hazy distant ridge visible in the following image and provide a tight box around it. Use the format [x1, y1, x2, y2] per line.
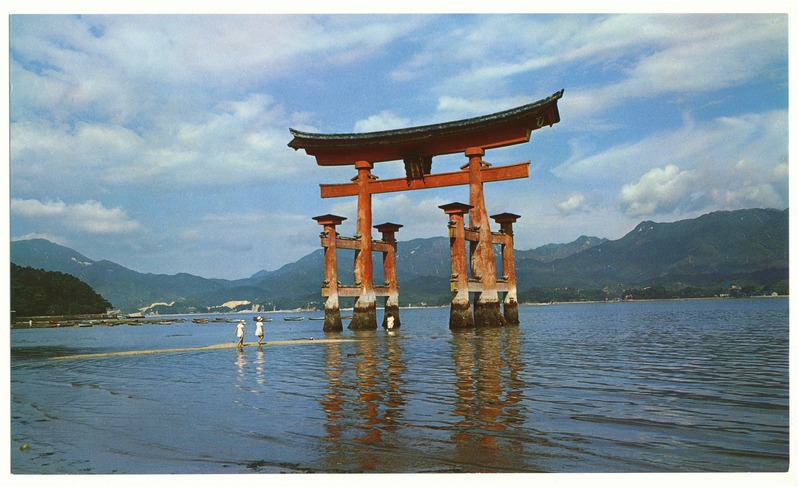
[11, 208, 788, 313]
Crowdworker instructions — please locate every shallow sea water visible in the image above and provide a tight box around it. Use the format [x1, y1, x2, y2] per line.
[10, 298, 789, 474]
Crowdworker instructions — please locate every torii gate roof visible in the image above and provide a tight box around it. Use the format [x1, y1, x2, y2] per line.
[288, 89, 564, 166]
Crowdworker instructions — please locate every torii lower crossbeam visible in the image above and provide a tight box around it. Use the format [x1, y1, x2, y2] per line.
[319, 161, 530, 198]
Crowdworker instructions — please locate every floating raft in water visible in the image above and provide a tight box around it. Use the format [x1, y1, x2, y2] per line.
[49, 338, 358, 361]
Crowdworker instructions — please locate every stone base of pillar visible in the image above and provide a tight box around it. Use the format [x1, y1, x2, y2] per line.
[474, 299, 505, 327]
[323, 307, 343, 332]
[382, 303, 400, 329]
[449, 298, 474, 329]
[349, 296, 377, 330]
[503, 297, 519, 325]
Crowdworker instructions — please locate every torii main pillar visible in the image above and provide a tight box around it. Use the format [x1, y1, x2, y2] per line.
[350, 160, 377, 329]
[465, 147, 504, 327]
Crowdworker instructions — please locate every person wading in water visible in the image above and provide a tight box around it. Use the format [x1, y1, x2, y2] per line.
[254, 317, 264, 346]
[235, 320, 246, 348]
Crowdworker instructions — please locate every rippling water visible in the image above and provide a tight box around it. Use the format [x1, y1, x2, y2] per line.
[10, 298, 789, 473]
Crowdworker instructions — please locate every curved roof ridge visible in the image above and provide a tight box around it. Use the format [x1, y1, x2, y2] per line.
[288, 89, 564, 166]
[289, 89, 563, 142]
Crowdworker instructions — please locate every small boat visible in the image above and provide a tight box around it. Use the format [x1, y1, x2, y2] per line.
[192, 318, 210, 324]
[78, 323, 93, 328]
[308, 317, 325, 321]
[283, 317, 305, 321]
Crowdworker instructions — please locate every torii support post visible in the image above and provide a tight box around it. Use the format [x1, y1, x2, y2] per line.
[492, 212, 521, 325]
[312, 214, 347, 332]
[375, 222, 403, 329]
[466, 147, 505, 327]
[350, 160, 378, 330]
[440, 203, 474, 329]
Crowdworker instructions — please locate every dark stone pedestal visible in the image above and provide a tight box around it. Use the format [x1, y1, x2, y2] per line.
[323, 308, 343, 332]
[349, 300, 377, 330]
[449, 299, 474, 329]
[474, 300, 505, 327]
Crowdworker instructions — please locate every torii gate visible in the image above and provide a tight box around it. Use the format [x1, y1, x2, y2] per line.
[289, 90, 563, 331]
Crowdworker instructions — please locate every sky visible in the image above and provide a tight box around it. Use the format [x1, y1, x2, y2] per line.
[6, 4, 792, 280]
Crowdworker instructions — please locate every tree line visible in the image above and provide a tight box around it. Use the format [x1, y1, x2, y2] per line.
[11, 263, 112, 317]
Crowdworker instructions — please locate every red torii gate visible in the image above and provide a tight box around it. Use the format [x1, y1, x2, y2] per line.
[290, 90, 563, 331]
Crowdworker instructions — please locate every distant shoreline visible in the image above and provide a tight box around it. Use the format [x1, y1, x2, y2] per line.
[524, 294, 789, 306]
[11, 295, 787, 329]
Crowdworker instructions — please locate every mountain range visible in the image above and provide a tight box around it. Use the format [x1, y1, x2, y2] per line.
[10, 208, 788, 314]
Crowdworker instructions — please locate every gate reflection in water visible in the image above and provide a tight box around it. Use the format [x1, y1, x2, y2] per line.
[321, 330, 408, 472]
[450, 327, 527, 471]
[317, 326, 536, 472]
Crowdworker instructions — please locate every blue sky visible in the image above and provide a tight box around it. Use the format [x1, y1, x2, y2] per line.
[6, 6, 791, 280]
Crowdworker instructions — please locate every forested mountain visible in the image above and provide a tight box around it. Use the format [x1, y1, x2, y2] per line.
[517, 208, 788, 288]
[515, 235, 607, 263]
[10, 208, 788, 313]
[11, 263, 112, 316]
[514, 208, 788, 301]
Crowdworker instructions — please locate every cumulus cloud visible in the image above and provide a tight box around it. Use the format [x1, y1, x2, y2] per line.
[557, 193, 587, 215]
[10, 198, 142, 234]
[620, 165, 701, 217]
[354, 110, 411, 133]
[554, 109, 787, 217]
[9, 15, 431, 197]
[10, 91, 303, 196]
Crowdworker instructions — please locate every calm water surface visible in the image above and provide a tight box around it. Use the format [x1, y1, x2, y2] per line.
[10, 299, 789, 473]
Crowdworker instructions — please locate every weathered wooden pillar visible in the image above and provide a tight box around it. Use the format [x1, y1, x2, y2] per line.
[465, 147, 504, 327]
[312, 214, 347, 332]
[440, 203, 474, 329]
[492, 212, 520, 325]
[350, 160, 377, 329]
[375, 222, 402, 329]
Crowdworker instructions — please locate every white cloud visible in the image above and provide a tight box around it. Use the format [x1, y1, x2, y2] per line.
[354, 110, 411, 132]
[562, 15, 785, 121]
[620, 165, 700, 217]
[434, 94, 543, 121]
[557, 193, 587, 215]
[7, 14, 789, 279]
[553, 110, 787, 215]
[414, 14, 785, 123]
[10, 198, 142, 234]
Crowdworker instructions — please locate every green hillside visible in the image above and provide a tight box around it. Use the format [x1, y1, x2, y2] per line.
[11, 263, 112, 316]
